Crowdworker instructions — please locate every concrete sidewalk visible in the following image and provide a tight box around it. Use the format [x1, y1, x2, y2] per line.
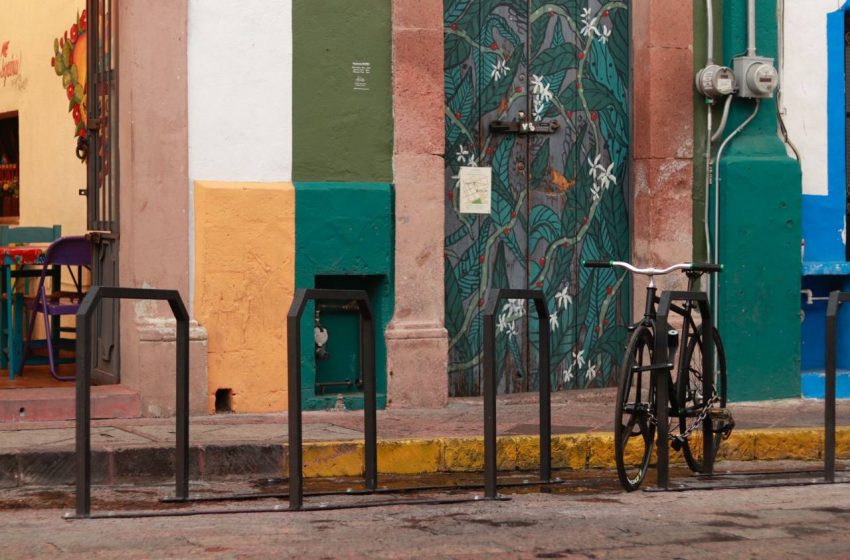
[1, 388, 846, 487]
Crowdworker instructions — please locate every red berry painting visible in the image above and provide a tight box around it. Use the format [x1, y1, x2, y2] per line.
[52, 10, 88, 146]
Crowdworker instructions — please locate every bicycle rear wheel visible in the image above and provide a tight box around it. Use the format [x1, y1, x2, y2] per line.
[615, 325, 656, 491]
[677, 326, 727, 473]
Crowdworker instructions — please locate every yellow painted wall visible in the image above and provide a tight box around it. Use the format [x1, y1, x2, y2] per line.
[194, 181, 295, 413]
[0, 0, 87, 235]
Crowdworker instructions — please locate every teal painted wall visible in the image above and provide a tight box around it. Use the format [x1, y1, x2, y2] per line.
[292, 0, 393, 182]
[294, 183, 394, 410]
[718, 0, 802, 400]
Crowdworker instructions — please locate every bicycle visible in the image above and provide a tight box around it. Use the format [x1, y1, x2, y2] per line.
[582, 260, 734, 491]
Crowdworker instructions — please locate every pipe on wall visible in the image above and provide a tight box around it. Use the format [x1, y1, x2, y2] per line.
[748, 0, 757, 56]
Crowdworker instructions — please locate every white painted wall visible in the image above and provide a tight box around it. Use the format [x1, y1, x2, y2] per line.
[188, 0, 293, 182]
[781, 0, 845, 196]
[187, 0, 293, 311]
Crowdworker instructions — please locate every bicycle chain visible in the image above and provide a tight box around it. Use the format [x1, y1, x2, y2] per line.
[646, 393, 719, 442]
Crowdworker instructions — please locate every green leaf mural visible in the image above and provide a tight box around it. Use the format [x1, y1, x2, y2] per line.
[445, 0, 630, 396]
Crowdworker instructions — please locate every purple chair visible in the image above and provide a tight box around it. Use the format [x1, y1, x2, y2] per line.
[19, 236, 92, 381]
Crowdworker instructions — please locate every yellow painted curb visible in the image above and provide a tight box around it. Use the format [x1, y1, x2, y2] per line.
[294, 427, 850, 478]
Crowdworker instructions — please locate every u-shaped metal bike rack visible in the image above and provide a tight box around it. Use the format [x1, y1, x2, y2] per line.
[287, 289, 376, 510]
[648, 289, 850, 492]
[69, 286, 189, 519]
[652, 290, 715, 490]
[482, 289, 553, 499]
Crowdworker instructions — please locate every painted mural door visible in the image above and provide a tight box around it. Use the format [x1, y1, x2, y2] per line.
[85, 0, 120, 385]
[444, 0, 630, 396]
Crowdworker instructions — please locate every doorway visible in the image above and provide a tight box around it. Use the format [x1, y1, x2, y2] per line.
[0, 113, 20, 221]
[444, 0, 631, 396]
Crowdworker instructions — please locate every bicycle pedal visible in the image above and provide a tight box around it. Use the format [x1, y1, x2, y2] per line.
[709, 408, 735, 439]
[708, 408, 733, 421]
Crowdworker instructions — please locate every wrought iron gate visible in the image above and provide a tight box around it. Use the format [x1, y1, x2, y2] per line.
[84, 0, 119, 384]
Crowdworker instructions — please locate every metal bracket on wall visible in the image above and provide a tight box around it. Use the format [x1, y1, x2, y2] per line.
[489, 119, 560, 135]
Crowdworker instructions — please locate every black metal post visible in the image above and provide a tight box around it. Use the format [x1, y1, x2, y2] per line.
[483, 305, 497, 499]
[824, 291, 848, 483]
[698, 299, 715, 476]
[170, 297, 191, 500]
[532, 297, 551, 483]
[654, 297, 671, 490]
[287, 289, 374, 509]
[287, 290, 305, 510]
[74, 309, 92, 518]
[362, 312, 378, 491]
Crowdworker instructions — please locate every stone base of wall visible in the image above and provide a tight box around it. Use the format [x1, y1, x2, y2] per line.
[386, 325, 448, 408]
[121, 319, 208, 417]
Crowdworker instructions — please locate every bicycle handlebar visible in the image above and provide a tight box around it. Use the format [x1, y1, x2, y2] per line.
[581, 260, 723, 275]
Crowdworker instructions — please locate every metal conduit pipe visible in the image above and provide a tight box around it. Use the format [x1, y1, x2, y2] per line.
[711, 95, 734, 143]
[704, 0, 717, 294]
[748, 0, 757, 56]
[706, 0, 715, 65]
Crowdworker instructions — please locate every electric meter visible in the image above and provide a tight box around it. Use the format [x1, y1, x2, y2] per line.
[733, 55, 778, 98]
[746, 62, 778, 97]
[696, 65, 737, 98]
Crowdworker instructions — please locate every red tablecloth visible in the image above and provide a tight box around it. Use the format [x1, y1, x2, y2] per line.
[0, 246, 47, 266]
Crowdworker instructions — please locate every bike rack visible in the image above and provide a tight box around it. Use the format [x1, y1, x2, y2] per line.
[647, 289, 850, 492]
[67, 287, 190, 519]
[482, 289, 555, 499]
[286, 289, 376, 510]
[68, 287, 507, 519]
[652, 290, 715, 490]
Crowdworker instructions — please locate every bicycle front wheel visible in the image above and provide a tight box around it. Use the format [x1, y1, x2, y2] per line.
[677, 326, 727, 473]
[615, 325, 656, 491]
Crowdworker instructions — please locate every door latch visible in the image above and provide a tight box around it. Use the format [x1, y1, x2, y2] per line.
[490, 111, 560, 135]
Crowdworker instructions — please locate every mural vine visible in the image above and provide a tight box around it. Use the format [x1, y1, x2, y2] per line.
[444, 0, 631, 396]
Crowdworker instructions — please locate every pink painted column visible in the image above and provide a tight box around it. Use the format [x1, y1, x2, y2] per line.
[385, 0, 448, 408]
[118, 0, 207, 416]
[631, 1, 695, 300]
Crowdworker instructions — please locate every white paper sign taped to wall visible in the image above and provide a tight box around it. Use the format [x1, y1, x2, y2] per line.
[459, 166, 492, 214]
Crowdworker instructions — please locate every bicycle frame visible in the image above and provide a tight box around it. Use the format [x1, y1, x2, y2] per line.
[635, 272, 705, 422]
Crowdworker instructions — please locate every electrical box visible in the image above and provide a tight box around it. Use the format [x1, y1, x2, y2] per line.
[732, 56, 778, 98]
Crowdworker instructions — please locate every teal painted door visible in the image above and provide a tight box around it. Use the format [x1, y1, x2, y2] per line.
[444, 0, 631, 396]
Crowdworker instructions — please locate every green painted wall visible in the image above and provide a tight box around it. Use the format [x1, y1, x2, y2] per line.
[719, 0, 801, 400]
[292, 0, 393, 182]
[295, 183, 394, 410]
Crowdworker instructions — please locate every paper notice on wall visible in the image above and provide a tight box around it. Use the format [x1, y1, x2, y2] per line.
[459, 166, 492, 214]
[352, 61, 371, 91]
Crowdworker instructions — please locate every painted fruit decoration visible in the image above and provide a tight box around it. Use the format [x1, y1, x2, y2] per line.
[51, 10, 87, 142]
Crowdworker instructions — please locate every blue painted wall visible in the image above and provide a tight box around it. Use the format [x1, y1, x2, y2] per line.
[800, 3, 850, 398]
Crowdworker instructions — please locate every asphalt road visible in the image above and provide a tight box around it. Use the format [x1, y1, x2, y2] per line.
[2, 468, 850, 559]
